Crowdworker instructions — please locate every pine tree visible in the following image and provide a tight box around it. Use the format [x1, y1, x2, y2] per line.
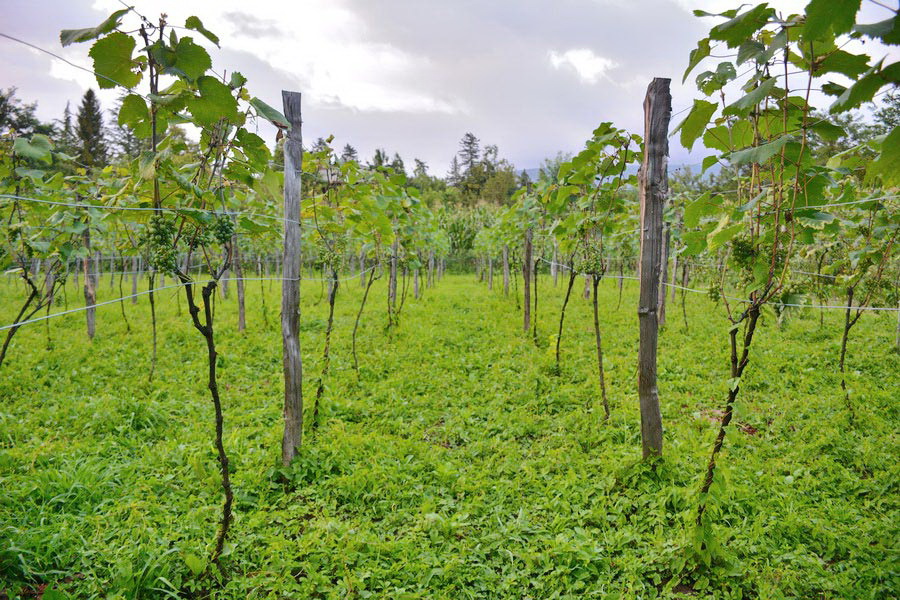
[107, 96, 144, 161]
[76, 89, 107, 169]
[447, 155, 462, 186]
[517, 169, 532, 190]
[59, 102, 77, 154]
[370, 148, 389, 170]
[413, 158, 428, 179]
[458, 132, 480, 172]
[391, 152, 406, 175]
[340, 143, 359, 163]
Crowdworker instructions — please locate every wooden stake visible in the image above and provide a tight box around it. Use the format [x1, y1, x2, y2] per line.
[281, 91, 304, 466]
[637, 77, 670, 459]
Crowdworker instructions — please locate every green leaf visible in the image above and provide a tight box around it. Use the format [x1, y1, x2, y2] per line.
[818, 50, 871, 78]
[183, 553, 206, 576]
[696, 62, 737, 95]
[186, 76, 239, 127]
[830, 60, 892, 113]
[794, 209, 835, 229]
[726, 135, 795, 166]
[89, 32, 141, 89]
[13, 134, 53, 164]
[677, 99, 718, 151]
[40, 589, 68, 600]
[807, 119, 845, 141]
[14, 167, 46, 182]
[170, 38, 212, 81]
[250, 97, 290, 129]
[683, 38, 711, 83]
[239, 216, 272, 234]
[708, 222, 744, 251]
[185, 16, 220, 47]
[854, 15, 900, 45]
[117, 94, 149, 129]
[60, 8, 128, 46]
[150, 37, 211, 82]
[684, 192, 720, 227]
[229, 72, 248, 89]
[710, 5, 776, 48]
[867, 125, 900, 187]
[723, 77, 777, 116]
[737, 40, 765, 65]
[804, 0, 861, 41]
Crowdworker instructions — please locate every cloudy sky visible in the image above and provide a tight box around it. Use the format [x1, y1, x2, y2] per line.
[2, 0, 897, 175]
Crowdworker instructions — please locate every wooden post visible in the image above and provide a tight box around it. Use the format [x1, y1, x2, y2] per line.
[281, 91, 304, 466]
[523, 229, 533, 333]
[82, 226, 96, 340]
[551, 245, 558, 286]
[502, 245, 510, 296]
[234, 234, 246, 331]
[389, 234, 399, 321]
[637, 77, 670, 459]
[488, 258, 493, 291]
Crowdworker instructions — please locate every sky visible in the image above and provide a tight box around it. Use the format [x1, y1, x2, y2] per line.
[2, 0, 897, 176]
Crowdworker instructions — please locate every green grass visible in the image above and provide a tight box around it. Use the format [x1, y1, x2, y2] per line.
[0, 271, 897, 598]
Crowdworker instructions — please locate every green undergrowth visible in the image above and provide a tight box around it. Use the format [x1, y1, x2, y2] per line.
[0, 273, 897, 598]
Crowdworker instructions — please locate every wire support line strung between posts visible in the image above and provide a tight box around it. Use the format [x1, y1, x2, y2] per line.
[535, 257, 900, 312]
[0, 267, 381, 332]
[0, 194, 303, 227]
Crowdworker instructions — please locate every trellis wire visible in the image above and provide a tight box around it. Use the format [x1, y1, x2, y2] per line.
[536, 257, 899, 312]
[0, 266, 378, 332]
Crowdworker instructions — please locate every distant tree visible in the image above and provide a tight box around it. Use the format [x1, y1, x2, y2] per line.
[58, 102, 77, 155]
[482, 167, 517, 205]
[0, 87, 55, 137]
[340, 143, 359, 163]
[537, 151, 572, 182]
[106, 96, 144, 161]
[311, 137, 330, 153]
[873, 91, 899, 133]
[808, 110, 875, 164]
[76, 89, 107, 169]
[391, 152, 406, 175]
[458, 132, 481, 172]
[370, 148, 389, 170]
[413, 158, 428, 179]
[517, 169, 532, 190]
[447, 155, 462, 186]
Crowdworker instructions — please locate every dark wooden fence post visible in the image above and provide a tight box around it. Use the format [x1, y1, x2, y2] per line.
[637, 77, 670, 459]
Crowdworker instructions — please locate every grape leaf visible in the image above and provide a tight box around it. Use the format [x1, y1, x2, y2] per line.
[89, 32, 141, 89]
[60, 9, 128, 46]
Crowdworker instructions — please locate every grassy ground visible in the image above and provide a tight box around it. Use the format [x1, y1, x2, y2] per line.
[0, 271, 897, 598]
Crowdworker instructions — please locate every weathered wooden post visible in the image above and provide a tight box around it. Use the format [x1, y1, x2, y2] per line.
[637, 77, 670, 459]
[523, 229, 533, 333]
[281, 91, 304, 466]
[502, 245, 510, 296]
[82, 226, 96, 340]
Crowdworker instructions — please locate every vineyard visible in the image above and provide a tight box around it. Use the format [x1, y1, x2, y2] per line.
[1, 2, 898, 599]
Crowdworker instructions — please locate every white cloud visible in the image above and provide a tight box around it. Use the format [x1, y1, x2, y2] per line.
[90, 0, 460, 114]
[548, 48, 617, 84]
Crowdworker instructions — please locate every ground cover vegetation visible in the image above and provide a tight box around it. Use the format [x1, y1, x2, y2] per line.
[0, 0, 898, 597]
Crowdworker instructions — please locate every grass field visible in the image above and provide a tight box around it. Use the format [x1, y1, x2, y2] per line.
[0, 272, 897, 598]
